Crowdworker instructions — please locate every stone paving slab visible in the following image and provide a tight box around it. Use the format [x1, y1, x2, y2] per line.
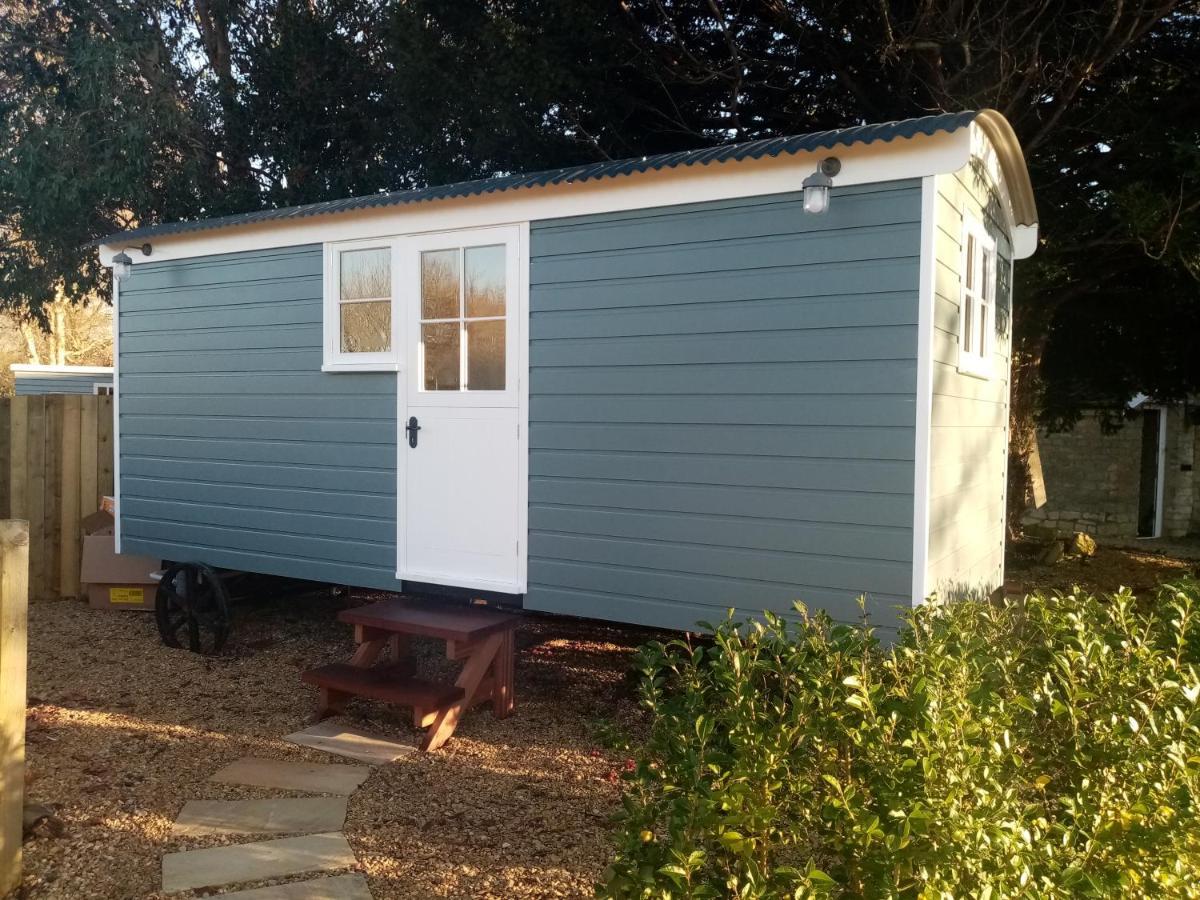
[172, 797, 349, 837]
[210, 757, 370, 796]
[204, 873, 373, 899]
[283, 722, 415, 765]
[162, 832, 356, 893]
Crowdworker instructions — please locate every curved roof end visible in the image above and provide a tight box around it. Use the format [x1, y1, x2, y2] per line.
[973, 109, 1038, 229]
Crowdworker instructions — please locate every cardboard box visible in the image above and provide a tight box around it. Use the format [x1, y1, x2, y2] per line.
[80, 533, 159, 612]
[81, 509, 114, 537]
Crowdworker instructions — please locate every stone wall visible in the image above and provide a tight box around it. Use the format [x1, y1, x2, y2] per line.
[1165, 407, 1197, 537]
[1023, 406, 1197, 540]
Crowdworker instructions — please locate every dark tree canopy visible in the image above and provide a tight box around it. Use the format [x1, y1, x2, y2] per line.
[1, 0, 1197, 427]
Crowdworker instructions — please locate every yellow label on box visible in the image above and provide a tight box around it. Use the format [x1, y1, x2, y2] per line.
[109, 587, 145, 605]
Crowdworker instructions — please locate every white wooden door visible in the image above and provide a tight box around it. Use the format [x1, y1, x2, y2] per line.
[397, 226, 525, 593]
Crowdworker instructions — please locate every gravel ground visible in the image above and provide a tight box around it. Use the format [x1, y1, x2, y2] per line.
[13, 590, 660, 899]
[1004, 541, 1198, 597]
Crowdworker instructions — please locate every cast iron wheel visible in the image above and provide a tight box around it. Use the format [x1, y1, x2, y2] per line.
[155, 562, 231, 654]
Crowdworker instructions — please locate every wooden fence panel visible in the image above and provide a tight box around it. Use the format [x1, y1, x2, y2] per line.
[0, 401, 8, 520]
[0, 520, 29, 894]
[27, 397, 46, 602]
[98, 397, 114, 500]
[7, 399, 27, 522]
[80, 399, 99, 520]
[60, 396, 82, 598]
[0, 397, 113, 601]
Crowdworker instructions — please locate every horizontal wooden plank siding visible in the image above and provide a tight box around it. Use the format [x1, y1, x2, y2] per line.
[116, 244, 405, 591]
[924, 168, 1014, 600]
[525, 184, 922, 632]
[14, 373, 111, 396]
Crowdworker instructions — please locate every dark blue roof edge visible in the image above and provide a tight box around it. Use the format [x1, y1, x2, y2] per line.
[98, 111, 985, 246]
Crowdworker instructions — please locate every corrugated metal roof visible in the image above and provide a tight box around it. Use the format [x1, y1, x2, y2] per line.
[99, 110, 981, 245]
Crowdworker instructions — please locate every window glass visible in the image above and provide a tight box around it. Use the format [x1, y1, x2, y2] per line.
[419, 243, 507, 392]
[963, 297, 974, 354]
[465, 245, 506, 318]
[965, 234, 975, 291]
[422, 322, 460, 390]
[467, 320, 505, 390]
[421, 250, 460, 319]
[336, 247, 391, 357]
[340, 248, 390, 301]
[341, 301, 391, 353]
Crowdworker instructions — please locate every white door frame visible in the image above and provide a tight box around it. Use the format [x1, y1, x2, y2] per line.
[394, 221, 530, 594]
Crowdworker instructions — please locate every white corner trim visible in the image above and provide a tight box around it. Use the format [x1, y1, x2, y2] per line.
[99, 129, 973, 266]
[515, 219, 531, 594]
[911, 176, 938, 606]
[111, 271, 122, 554]
[9, 364, 114, 375]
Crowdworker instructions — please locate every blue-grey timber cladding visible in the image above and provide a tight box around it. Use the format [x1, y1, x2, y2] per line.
[117, 245, 405, 591]
[524, 183, 922, 633]
[117, 181, 922, 633]
[15, 372, 111, 395]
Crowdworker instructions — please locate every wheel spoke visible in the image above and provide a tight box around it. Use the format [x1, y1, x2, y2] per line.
[156, 564, 231, 655]
[160, 584, 187, 610]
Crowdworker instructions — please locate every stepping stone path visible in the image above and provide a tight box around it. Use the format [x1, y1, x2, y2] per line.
[210, 758, 370, 796]
[164, 726, 415, 896]
[284, 722, 416, 765]
[206, 874, 374, 899]
[172, 798, 350, 837]
[162, 833, 356, 893]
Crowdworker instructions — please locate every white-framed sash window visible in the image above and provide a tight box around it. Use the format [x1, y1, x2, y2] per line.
[322, 239, 400, 371]
[957, 216, 997, 378]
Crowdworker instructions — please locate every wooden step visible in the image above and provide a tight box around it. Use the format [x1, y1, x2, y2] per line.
[339, 598, 518, 642]
[301, 664, 464, 709]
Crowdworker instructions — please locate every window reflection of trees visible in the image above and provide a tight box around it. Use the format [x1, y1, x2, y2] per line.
[340, 248, 391, 353]
[341, 248, 390, 300]
[420, 245, 506, 391]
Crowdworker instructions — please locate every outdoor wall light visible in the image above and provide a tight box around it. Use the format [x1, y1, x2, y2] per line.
[111, 243, 152, 280]
[802, 157, 841, 214]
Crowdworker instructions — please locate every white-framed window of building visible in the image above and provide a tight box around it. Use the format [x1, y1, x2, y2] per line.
[322, 239, 400, 371]
[93, 383, 114, 396]
[957, 217, 997, 378]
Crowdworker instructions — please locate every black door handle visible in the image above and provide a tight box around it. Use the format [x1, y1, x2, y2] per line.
[405, 416, 421, 448]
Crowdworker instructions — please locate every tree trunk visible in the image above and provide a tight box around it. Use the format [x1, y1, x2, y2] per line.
[1007, 348, 1040, 540]
[193, 0, 255, 198]
[19, 322, 41, 365]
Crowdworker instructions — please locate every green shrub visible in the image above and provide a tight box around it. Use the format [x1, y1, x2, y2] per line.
[598, 581, 1200, 898]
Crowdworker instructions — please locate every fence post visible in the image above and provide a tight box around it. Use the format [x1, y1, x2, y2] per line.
[0, 520, 29, 895]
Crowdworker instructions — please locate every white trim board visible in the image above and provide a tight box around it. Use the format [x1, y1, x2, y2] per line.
[10, 364, 114, 375]
[111, 269, 122, 553]
[99, 128, 1007, 267]
[911, 175, 938, 606]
